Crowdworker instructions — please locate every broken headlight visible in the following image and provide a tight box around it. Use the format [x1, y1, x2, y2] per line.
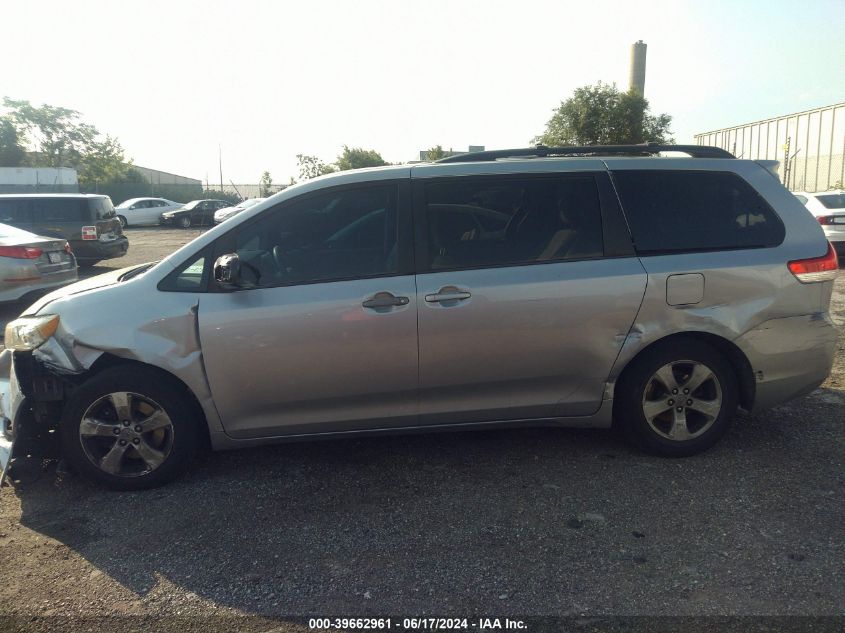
[4, 315, 60, 351]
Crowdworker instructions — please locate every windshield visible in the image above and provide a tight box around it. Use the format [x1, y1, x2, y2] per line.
[183, 200, 202, 210]
[817, 193, 845, 209]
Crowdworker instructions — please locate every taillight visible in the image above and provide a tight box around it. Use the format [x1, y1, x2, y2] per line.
[64, 242, 73, 254]
[817, 216, 834, 225]
[81, 226, 98, 241]
[788, 242, 839, 283]
[0, 245, 43, 259]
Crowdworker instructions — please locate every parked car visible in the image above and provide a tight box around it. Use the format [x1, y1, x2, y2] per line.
[114, 198, 182, 228]
[160, 199, 231, 228]
[213, 198, 266, 224]
[0, 194, 128, 267]
[0, 223, 77, 304]
[0, 144, 838, 490]
[793, 190, 845, 256]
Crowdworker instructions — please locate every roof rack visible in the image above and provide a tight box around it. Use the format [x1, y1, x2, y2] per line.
[436, 143, 735, 163]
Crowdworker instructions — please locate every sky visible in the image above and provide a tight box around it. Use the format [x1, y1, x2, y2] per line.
[2, 0, 844, 183]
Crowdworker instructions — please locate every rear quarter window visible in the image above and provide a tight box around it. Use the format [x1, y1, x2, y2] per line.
[89, 197, 116, 219]
[612, 170, 785, 254]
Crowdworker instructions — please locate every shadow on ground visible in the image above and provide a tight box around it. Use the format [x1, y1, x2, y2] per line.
[9, 393, 845, 615]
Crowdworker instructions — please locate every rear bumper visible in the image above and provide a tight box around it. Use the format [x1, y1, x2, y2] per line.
[0, 267, 78, 303]
[736, 313, 838, 411]
[71, 236, 129, 261]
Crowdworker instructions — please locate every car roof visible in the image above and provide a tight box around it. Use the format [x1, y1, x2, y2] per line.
[119, 197, 170, 204]
[0, 193, 108, 199]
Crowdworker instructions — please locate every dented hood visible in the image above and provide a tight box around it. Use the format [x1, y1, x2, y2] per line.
[23, 263, 162, 316]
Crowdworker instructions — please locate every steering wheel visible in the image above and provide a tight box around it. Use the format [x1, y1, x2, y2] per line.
[271, 245, 287, 274]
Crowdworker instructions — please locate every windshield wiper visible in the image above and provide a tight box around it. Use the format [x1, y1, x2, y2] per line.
[119, 261, 158, 281]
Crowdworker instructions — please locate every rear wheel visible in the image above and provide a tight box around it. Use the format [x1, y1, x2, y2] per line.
[615, 339, 738, 457]
[179, 216, 192, 229]
[59, 366, 199, 490]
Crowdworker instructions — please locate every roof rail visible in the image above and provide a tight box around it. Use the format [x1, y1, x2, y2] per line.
[436, 143, 735, 163]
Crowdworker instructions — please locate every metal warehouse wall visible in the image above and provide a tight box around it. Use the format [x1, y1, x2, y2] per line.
[694, 102, 845, 193]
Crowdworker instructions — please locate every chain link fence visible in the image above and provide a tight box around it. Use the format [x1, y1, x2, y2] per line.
[695, 102, 845, 192]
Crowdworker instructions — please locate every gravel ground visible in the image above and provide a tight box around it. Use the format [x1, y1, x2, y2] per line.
[0, 229, 843, 625]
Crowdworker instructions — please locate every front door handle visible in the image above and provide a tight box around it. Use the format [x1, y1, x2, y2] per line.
[362, 292, 409, 309]
[425, 287, 472, 303]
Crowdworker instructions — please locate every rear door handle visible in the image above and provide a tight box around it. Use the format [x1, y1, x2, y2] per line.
[425, 287, 472, 303]
[362, 292, 409, 309]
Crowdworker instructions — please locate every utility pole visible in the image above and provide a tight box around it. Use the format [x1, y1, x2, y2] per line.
[218, 145, 224, 193]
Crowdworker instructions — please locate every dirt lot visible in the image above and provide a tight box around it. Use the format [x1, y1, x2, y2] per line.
[0, 228, 843, 624]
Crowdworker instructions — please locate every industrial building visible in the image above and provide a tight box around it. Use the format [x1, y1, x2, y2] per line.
[694, 102, 845, 192]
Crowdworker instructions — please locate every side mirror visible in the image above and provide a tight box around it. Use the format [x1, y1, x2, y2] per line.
[213, 253, 242, 288]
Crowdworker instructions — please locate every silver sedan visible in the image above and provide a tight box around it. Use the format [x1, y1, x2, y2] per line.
[0, 223, 77, 304]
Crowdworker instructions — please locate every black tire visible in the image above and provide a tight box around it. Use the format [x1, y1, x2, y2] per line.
[614, 338, 738, 457]
[179, 215, 192, 229]
[117, 215, 128, 228]
[59, 365, 199, 490]
[77, 260, 100, 269]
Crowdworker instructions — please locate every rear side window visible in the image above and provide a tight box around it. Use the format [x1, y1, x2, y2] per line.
[423, 175, 603, 271]
[612, 170, 785, 254]
[32, 198, 89, 222]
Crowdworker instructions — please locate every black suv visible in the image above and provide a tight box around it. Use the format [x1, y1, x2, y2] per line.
[0, 194, 128, 267]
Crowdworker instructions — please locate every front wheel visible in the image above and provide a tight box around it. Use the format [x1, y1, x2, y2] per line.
[59, 366, 199, 490]
[117, 215, 128, 228]
[179, 216, 192, 229]
[614, 339, 738, 457]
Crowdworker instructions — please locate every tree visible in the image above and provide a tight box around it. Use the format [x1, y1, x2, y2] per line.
[0, 119, 25, 167]
[2, 97, 134, 183]
[533, 82, 673, 146]
[335, 145, 388, 171]
[425, 145, 447, 162]
[259, 170, 273, 196]
[296, 154, 336, 180]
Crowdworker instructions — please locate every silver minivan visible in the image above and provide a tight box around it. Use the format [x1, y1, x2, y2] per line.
[0, 144, 839, 489]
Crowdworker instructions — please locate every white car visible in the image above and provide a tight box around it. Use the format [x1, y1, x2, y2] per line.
[794, 190, 845, 257]
[214, 197, 266, 224]
[114, 198, 183, 228]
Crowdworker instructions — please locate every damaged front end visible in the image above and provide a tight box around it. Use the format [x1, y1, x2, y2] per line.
[0, 329, 90, 486]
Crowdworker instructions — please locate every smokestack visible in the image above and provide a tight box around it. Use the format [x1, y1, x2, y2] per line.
[628, 40, 647, 95]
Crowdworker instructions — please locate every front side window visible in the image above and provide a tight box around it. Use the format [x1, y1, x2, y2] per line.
[229, 184, 398, 288]
[0, 199, 30, 223]
[423, 175, 603, 271]
[612, 170, 785, 254]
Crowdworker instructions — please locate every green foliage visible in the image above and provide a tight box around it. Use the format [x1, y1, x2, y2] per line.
[425, 145, 447, 162]
[534, 82, 673, 146]
[296, 154, 336, 180]
[1, 97, 134, 183]
[0, 119, 26, 166]
[259, 170, 273, 197]
[335, 145, 388, 171]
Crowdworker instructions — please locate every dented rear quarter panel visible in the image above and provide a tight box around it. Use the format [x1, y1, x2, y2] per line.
[604, 159, 836, 409]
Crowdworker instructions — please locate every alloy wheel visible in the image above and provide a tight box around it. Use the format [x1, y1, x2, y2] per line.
[78, 391, 175, 477]
[641, 360, 723, 441]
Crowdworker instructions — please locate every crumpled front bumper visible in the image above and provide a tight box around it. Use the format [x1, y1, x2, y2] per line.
[0, 349, 27, 487]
